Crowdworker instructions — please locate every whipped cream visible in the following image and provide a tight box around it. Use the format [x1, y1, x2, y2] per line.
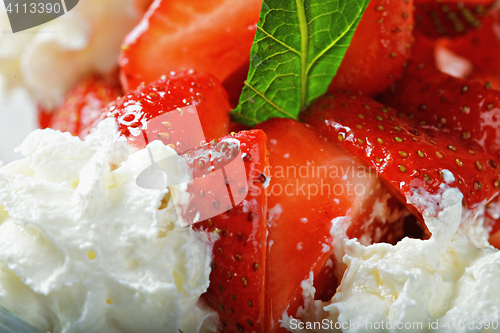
[285, 188, 500, 332]
[0, 0, 145, 163]
[0, 0, 141, 106]
[0, 119, 217, 333]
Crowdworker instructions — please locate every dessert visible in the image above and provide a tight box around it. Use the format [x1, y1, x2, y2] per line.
[1, 0, 500, 332]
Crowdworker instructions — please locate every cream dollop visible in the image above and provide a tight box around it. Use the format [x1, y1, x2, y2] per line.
[0, 0, 141, 106]
[284, 188, 500, 332]
[0, 119, 217, 333]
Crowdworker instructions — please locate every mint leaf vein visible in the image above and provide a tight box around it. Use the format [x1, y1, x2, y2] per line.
[231, 0, 370, 126]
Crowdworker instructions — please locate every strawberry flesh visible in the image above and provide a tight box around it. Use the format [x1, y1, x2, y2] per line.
[179, 120, 408, 333]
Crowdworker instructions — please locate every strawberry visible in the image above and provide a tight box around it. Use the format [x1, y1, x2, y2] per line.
[301, 92, 500, 218]
[434, 38, 474, 79]
[380, 47, 500, 247]
[194, 130, 269, 333]
[94, 70, 230, 152]
[440, 8, 500, 88]
[229, 123, 251, 135]
[328, 0, 414, 96]
[486, 197, 500, 248]
[40, 75, 122, 139]
[256, 118, 408, 332]
[119, 0, 261, 95]
[378, 54, 500, 160]
[414, 0, 495, 38]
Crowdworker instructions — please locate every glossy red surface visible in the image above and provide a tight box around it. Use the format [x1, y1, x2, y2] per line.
[95, 71, 230, 152]
[329, 0, 414, 96]
[119, 0, 261, 92]
[195, 130, 269, 333]
[302, 92, 500, 213]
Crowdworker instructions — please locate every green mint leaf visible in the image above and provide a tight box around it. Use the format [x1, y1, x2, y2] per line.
[231, 0, 370, 126]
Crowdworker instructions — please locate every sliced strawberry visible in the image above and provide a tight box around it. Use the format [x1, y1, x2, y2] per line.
[328, 0, 414, 96]
[378, 53, 500, 160]
[302, 92, 500, 218]
[40, 75, 122, 138]
[194, 130, 269, 333]
[119, 0, 261, 94]
[381, 48, 500, 247]
[414, 0, 494, 38]
[389, 27, 500, 246]
[95, 70, 230, 151]
[256, 118, 408, 332]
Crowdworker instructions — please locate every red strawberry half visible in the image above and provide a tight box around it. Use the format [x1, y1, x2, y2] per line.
[94, 70, 231, 152]
[329, 0, 414, 96]
[257, 118, 409, 332]
[40, 74, 122, 138]
[302, 92, 500, 219]
[194, 130, 269, 333]
[119, 0, 261, 94]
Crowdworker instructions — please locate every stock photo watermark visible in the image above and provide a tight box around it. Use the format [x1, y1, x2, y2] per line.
[3, 0, 79, 32]
[289, 318, 500, 331]
[265, 164, 377, 199]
